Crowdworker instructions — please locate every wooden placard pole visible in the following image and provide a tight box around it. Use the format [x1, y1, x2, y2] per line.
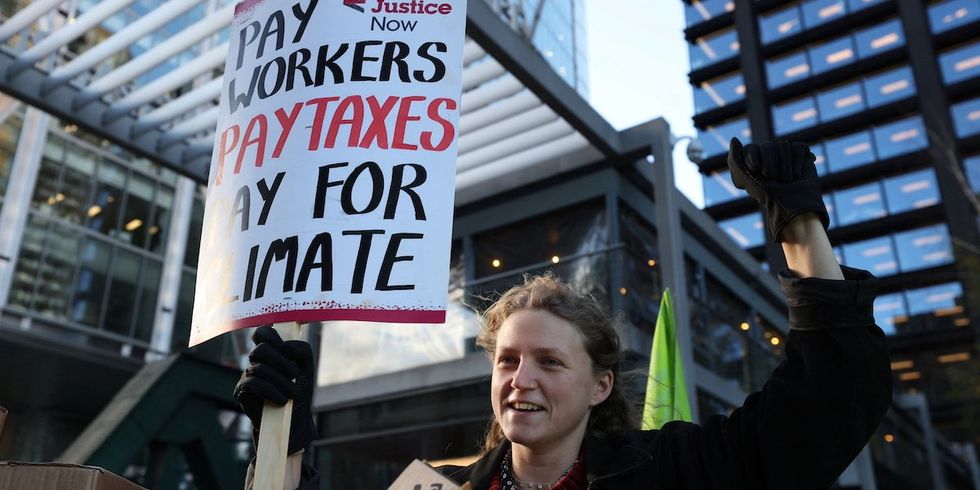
[0, 405, 7, 440]
[254, 322, 303, 490]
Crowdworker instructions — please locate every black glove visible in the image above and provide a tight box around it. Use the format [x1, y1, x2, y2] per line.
[727, 138, 829, 242]
[234, 325, 317, 455]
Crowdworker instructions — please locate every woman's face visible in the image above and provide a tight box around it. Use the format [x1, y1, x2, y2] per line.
[491, 309, 612, 453]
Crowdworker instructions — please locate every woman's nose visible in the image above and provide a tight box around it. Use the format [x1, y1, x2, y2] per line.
[511, 362, 537, 390]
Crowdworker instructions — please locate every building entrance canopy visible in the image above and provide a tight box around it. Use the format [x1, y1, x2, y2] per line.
[0, 0, 640, 206]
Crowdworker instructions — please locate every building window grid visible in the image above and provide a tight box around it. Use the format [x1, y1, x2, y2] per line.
[951, 96, 980, 138]
[40, 129, 174, 252]
[772, 65, 915, 136]
[938, 39, 980, 85]
[8, 127, 176, 345]
[928, 0, 980, 34]
[756, 0, 891, 47]
[685, 0, 736, 27]
[763, 18, 907, 90]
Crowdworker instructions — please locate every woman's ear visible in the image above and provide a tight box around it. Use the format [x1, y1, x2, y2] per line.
[590, 370, 614, 406]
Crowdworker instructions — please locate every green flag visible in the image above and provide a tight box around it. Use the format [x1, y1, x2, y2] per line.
[642, 288, 692, 430]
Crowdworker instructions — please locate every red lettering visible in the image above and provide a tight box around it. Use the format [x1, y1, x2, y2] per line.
[236, 115, 268, 174]
[438, 3, 451, 14]
[272, 103, 303, 158]
[421, 97, 456, 151]
[215, 124, 240, 187]
[325, 96, 365, 149]
[393, 96, 425, 151]
[306, 97, 340, 150]
[360, 96, 399, 149]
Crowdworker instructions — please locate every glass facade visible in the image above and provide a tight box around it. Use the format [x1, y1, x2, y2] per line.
[489, 0, 589, 96]
[694, 72, 746, 114]
[7, 122, 176, 350]
[719, 212, 765, 249]
[928, 0, 980, 34]
[772, 69, 917, 136]
[951, 96, 980, 138]
[699, 116, 752, 158]
[685, 0, 735, 27]
[693, 0, 979, 470]
[938, 40, 980, 85]
[690, 27, 741, 70]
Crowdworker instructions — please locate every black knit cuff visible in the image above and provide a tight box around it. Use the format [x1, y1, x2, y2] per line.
[777, 266, 878, 330]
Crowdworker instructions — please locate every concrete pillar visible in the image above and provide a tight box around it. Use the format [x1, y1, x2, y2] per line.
[649, 119, 699, 422]
[147, 177, 196, 359]
[0, 107, 51, 308]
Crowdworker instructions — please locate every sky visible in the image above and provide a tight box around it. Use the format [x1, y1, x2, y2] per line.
[583, 0, 705, 207]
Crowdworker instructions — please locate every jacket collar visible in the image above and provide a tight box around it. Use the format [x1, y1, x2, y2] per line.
[456, 433, 652, 488]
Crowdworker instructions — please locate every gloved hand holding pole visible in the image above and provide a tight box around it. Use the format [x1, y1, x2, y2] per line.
[234, 323, 317, 489]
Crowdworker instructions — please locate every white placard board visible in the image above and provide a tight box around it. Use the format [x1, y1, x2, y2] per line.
[388, 460, 461, 490]
[190, 0, 466, 346]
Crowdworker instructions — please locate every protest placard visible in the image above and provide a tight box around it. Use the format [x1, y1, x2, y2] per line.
[190, 0, 467, 346]
[388, 460, 461, 490]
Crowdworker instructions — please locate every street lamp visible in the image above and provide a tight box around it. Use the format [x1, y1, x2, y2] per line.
[670, 134, 705, 165]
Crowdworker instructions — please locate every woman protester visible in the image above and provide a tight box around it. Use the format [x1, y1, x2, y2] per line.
[234, 139, 892, 489]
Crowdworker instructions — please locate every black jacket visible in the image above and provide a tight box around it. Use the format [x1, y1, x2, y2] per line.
[439, 266, 892, 489]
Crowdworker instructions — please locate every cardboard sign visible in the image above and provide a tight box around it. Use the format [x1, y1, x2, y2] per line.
[190, 0, 467, 345]
[388, 460, 462, 490]
[0, 462, 146, 490]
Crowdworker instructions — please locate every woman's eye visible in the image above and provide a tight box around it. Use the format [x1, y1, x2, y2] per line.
[541, 358, 562, 367]
[497, 356, 517, 365]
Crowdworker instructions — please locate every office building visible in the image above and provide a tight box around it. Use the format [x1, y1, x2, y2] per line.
[683, 0, 980, 448]
[486, 0, 589, 96]
[0, 0, 973, 487]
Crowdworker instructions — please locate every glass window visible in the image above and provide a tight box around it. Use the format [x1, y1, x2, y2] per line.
[473, 200, 607, 278]
[883, 169, 941, 214]
[905, 282, 962, 317]
[848, 0, 888, 11]
[134, 258, 162, 343]
[823, 193, 837, 228]
[704, 170, 743, 206]
[873, 116, 928, 159]
[929, 0, 980, 34]
[773, 96, 818, 135]
[699, 117, 752, 158]
[834, 181, 887, 226]
[894, 224, 953, 272]
[939, 40, 980, 85]
[802, 0, 847, 29]
[695, 72, 746, 113]
[88, 159, 127, 238]
[719, 212, 765, 249]
[71, 237, 113, 327]
[874, 292, 906, 335]
[825, 129, 876, 172]
[766, 50, 811, 89]
[690, 27, 740, 70]
[120, 173, 155, 249]
[966, 155, 980, 193]
[686, 0, 736, 26]
[759, 4, 804, 44]
[810, 36, 857, 74]
[811, 142, 829, 176]
[0, 113, 23, 204]
[951, 97, 980, 138]
[842, 236, 898, 276]
[854, 19, 905, 59]
[104, 248, 141, 337]
[817, 81, 865, 122]
[864, 66, 916, 107]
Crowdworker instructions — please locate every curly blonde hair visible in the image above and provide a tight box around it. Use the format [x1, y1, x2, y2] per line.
[476, 273, 635, 453]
